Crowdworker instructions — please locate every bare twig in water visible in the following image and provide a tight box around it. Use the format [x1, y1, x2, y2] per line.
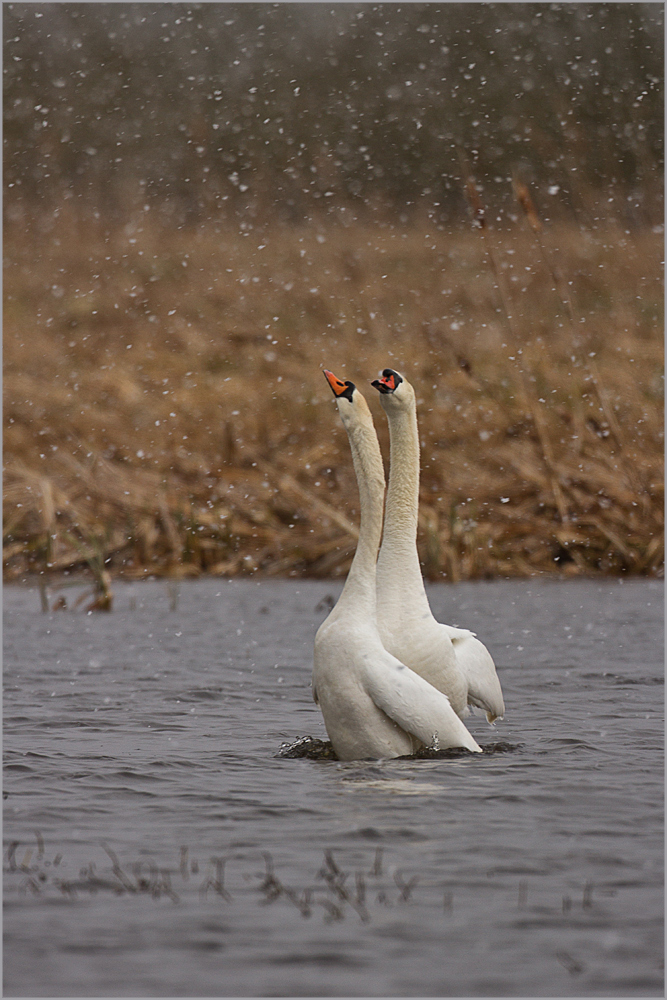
[132, 859, 159, 893]
[556, 950, 584, 976]
[282, 886, 312, 917]
[200, 857, 232, 902]
[318, 849, 369, 922]
[212, 856, 232, 901]
[355, 872, 366, 905]
[582, 880, 594, 910]
[157, 869, 180, 904]
[394, 870, 419, 902]
[323, 849, 340, 876]
[102, 843, 137, 893]
[369, 847, 383, 877]
[255, 851, 283, 903]
[19, 876, 42, 896]
[320, 899, 344, 922]
[64, 530, 114, 611]
[7, 841, 19, 871]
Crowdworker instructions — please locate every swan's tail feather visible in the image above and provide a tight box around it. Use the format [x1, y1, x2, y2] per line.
[447, 629, 505, 724]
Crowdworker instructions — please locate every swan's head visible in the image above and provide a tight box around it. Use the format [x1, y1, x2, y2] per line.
[323, 368, 384, 486]
[370, 368, 415, 413]
[323, 369, 355, 403]
[323, 368, 367, 428]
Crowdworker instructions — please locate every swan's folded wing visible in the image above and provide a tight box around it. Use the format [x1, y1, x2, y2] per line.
[443, 627, 505, 723]
[361, 652, 482, 752]
[442, 624, 476, 641]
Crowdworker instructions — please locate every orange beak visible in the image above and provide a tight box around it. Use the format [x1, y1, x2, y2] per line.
[323, 369, 349, 397]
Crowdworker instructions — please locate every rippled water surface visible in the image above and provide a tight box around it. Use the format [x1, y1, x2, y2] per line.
[4, 577, 664, 997]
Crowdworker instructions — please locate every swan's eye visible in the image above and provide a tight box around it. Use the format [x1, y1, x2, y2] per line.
[381, 369, 403, 388]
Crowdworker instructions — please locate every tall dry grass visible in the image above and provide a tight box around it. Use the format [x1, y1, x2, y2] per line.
[3, 207, 663, 586]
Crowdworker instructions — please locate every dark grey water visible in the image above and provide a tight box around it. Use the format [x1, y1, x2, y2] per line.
[3, 577, 663, 998]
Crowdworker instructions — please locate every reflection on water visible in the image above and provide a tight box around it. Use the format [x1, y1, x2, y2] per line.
[4, 577, 664, 998]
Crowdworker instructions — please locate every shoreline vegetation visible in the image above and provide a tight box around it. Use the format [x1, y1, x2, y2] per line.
[4, 210, 664, 600]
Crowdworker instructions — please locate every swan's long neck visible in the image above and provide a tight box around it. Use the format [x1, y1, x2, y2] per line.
[377, 399, 430, 611]
[336, 406, 386, 618]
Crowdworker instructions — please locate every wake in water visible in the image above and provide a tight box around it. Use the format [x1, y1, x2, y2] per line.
[276, 735, 522, 760]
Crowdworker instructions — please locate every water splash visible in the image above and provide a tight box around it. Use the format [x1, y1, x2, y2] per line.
[276, 736, 523, 761]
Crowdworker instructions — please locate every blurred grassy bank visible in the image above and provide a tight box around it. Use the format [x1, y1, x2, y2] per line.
[3, 211, 663, 586]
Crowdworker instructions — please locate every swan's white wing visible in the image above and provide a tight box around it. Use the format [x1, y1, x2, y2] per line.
[361, 651, 482, 753]
[442, 625, 504, 723]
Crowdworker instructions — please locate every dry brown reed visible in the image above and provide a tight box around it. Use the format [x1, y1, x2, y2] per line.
[3, 206, 663, 585]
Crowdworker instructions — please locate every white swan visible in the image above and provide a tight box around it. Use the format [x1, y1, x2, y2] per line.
[312, 369, 482, 760]
[371, 368, 505, 724]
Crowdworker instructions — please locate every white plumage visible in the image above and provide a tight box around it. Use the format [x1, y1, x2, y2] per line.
[312, 370, 482, 760]
[371, 367, 505, 725]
